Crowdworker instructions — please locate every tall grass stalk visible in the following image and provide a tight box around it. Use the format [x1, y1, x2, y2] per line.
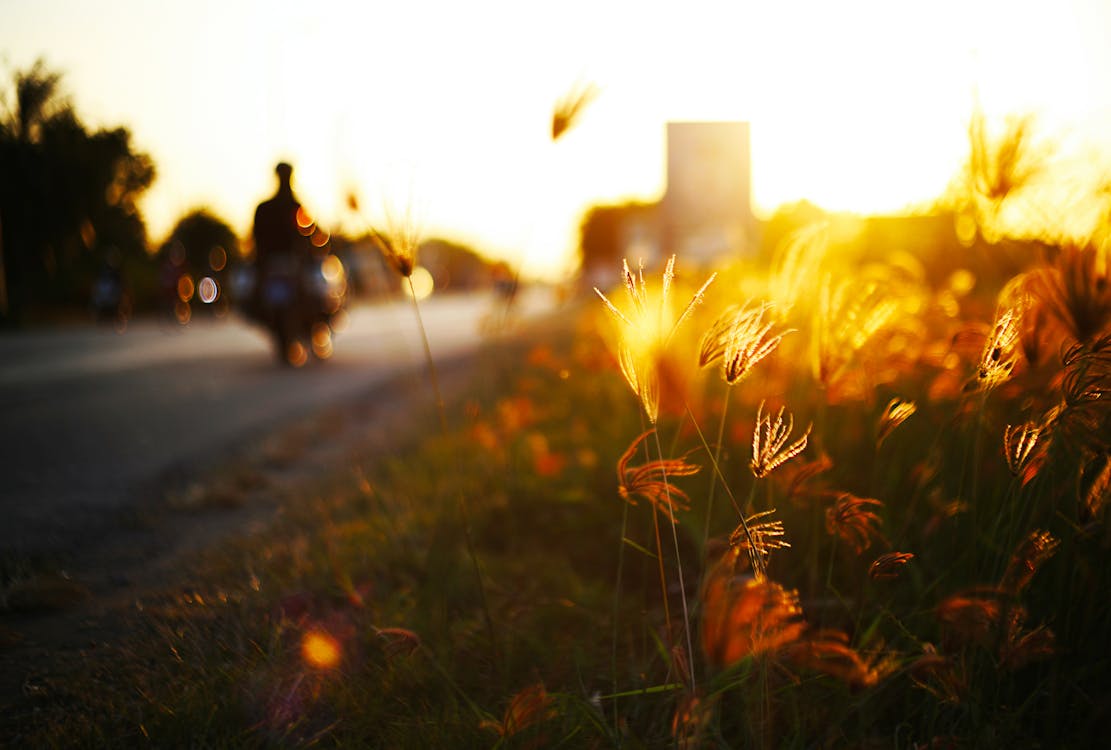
[651, 427, 697, 689]
[684, 402, 766, 580]
[702, 386, 732, 552]
[611, 499, 629, 738]
[406, 275, 447, 433]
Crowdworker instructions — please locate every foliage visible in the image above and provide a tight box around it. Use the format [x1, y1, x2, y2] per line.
[0, 59, 155, 324]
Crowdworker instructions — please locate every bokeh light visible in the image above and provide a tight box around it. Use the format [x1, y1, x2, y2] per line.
[208, 246, 227, 272]
[176, 274, 195, 302]
[301, 630, 340, 669]
[403, 266, 434, 301]
[311, 323, 333, 360]
[197, 276, 219, 304]
[320, 255, 344, 284]
[286, 340, 308, 368]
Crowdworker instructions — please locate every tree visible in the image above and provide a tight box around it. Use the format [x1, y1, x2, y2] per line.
[0, 60, 155, 324]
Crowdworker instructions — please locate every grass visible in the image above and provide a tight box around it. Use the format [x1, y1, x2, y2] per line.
[4, 234, 1111, 748]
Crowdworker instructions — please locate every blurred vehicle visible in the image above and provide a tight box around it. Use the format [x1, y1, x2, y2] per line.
[236, 250, 347, 365]
[90, 263, 124, 321]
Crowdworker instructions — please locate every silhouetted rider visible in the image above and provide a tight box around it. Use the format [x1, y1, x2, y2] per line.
[252, 162, 306, 313]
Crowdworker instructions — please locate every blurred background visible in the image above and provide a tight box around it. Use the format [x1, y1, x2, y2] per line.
[2, 0, 1111, 325]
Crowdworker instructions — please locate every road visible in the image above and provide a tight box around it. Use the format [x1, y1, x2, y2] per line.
[0, 288, 552, 557]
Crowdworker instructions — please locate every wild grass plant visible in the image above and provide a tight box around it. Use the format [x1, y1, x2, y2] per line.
[7, 226, 1111, 748]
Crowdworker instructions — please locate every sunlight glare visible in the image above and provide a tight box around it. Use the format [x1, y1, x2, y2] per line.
[403, 266, 434, 301]
[301, 630, 340, 669]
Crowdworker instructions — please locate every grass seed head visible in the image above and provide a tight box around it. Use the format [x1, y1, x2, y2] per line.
[783, 630, 899, 689]
[1003, 422, 1042, 476]
[551, 80, 598, 141]
[595, 255, 715, 423]
[617, 429, 701, 523]
[1001, 529, 1059, 595]
[869, 551, 915, 580]
[826, 493, 885, 554]
[700, 302, 791, 385]
[480, 682, 556, 738]
[729, 509, 791, 570]
[700, 559, 805, 669]
[751, 401, 811, 479]
[976, 304, 1024, 389]
[876, 398, 917, 448]
[1031, 241, 1111, 345]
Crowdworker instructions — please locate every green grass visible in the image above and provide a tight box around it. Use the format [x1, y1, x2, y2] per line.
[4, 255, 1111, 748]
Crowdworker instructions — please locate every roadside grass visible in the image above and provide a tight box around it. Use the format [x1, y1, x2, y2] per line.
[5, 234, 1111, 747]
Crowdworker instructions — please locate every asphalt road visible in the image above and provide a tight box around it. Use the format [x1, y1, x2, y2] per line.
[0, 289, 551, 557]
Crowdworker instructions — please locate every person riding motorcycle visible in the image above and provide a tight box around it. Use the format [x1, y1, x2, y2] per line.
[250, 161, 331, 363]
[252, 161, 306, 308]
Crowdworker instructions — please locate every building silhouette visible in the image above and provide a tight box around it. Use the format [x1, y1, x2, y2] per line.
[579, 121, 757, 284]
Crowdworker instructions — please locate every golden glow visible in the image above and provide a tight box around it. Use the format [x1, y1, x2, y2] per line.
[176, 275, 194, 303]
[404, 266, 434, 301]
[301, 630, 340, 669]
[286, 341, 308, 368]
[311, 323, 333, 360]
[330, 308, 350, 333]
[6, 1, 1110, 280]
[311, 228, 330, 248]
[320, 254, 344, 284]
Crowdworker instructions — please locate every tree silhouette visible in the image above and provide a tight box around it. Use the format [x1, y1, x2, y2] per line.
[0, 59, 155, 324]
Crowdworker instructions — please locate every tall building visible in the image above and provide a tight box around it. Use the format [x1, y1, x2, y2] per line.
[579, 121, 757, 285]
[661, 121, 756, 263]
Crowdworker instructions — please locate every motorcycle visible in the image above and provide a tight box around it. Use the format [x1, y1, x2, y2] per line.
[235, 251, 348, 365]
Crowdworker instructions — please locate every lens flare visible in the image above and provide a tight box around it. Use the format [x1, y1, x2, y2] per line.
[301, 630, 340, 669]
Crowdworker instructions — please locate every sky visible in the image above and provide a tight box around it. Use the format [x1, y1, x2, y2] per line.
[3, 0, 1111, 279]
